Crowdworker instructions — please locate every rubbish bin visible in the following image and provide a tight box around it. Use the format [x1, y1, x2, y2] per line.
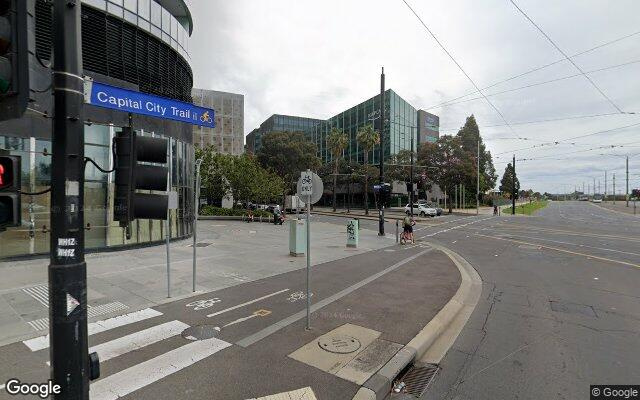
[346, 219, 359, 248]
[289, 218, 306, 256]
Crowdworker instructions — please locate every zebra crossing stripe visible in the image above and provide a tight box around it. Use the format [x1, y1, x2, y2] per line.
[90, 336, 232, 400]
[23, 308, 163, 352]
[89, 320, 190, 363]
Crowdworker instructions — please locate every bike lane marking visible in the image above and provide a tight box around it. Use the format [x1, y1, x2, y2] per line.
[206, 289, 289, 318]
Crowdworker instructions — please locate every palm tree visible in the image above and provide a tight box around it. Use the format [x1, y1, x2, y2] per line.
[326, 127, 349, 211]
[356, 124, 380, 215]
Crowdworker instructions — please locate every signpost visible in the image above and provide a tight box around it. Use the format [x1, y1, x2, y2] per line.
[297, 170, 322, 330]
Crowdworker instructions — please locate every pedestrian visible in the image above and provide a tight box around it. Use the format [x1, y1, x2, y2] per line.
[247, 209, 254, 223]
[493, 205, 498, 215]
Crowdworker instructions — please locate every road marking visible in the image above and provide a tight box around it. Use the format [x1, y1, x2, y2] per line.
[237, 249, 431, 347]
[22, 284, 49, 308]
[497, 223, 640, 243]
[223, 309, 272, 328]
[186, 298, 222, 310]
[24, 308, 162, 352]
[475, 233, 640, 269]
[249, 387, 317, 400]
[90, 337, 232, 400]
[0, 384, 4, 390]
[207, 289, 289, 318]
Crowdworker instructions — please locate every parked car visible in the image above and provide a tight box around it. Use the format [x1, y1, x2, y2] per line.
[404, 203, 437, 217]
[426, 202, 443, 216]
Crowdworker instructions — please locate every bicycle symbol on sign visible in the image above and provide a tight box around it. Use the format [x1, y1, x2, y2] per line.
[200, 111, 213, 124]
[185, 298, 221, 310]
[287, 291, 313, 303]
[302, 175, 312, 184]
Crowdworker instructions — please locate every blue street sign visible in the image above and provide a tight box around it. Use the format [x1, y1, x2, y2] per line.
[84, 79, 215, 128]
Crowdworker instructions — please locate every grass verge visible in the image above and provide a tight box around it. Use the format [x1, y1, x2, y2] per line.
[505, 200, 548, 215]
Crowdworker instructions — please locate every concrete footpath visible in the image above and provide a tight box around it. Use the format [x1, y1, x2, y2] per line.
[0, 239, 465, 400]
[0, 217, 395, 346]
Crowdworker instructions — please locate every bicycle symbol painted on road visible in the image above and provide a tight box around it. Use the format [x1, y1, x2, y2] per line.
[186, 298, 221, 310]
[287, 291, 313, 303]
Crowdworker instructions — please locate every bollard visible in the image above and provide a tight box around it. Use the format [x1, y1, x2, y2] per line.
[396, 220, 399, 243]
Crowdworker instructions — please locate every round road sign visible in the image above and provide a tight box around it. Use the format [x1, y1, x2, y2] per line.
[297, 171, 323, 204]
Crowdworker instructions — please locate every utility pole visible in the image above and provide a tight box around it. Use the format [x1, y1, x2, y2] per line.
[409, 125, 414, 217]
[605, 171, 607, 201]
[49, 0, 97, 398]
[626, 156, 629, 207]
[512, 155, 516, 215]
[613, 173, 616, 204]
[378, 67, 385, 236]
[476, 138, 480, 215]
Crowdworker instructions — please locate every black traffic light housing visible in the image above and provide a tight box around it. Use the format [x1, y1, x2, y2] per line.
[114, 127, 168, 230]
[0, 0, 29, 121]
[0, 153, 21, 229]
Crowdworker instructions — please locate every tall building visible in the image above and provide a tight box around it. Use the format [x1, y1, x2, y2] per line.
[246, 114, 322, 154]
[0, 0, 197, 258]
[192, 88, 244, 155]
[417, 110, 440, 144]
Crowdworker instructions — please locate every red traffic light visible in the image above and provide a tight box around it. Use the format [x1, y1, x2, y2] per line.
[0, 155, 17, 189]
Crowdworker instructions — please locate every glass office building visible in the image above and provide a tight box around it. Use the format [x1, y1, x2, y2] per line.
[0, 0, 195, 258]
[310, 90, 418, 165]
[246, 114, 322, 154]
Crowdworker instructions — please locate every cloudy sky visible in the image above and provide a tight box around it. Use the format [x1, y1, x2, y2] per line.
[187, 0, 640, 194]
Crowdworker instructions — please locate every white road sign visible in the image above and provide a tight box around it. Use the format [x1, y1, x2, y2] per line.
[300, 171, 313, 196]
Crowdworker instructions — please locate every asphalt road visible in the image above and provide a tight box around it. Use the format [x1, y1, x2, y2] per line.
[418, 201, 640, 400]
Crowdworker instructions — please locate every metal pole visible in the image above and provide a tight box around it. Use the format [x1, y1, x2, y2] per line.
[455, 185, 457, 211]
[626, 156, 629, 207]
[166, 142, 172, 298]
[410, 129, 414, 217]
[192, 159, 202, 292]
[476, 139, 480, 215]
[306, 189, 311, 330]
[49, 0, 94, 397]
[378, 67, 385, 236]
[613, 173, 616, 204]
[395, 220, 399, 243]
[605, 171, 607, 201]
[512, 155, 516, 215]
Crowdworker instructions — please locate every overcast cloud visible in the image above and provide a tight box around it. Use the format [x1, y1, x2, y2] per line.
[188, 0, 640, 194]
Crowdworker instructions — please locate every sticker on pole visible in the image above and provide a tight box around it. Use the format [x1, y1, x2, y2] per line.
[66, 294, 80, 316]
[296, 171, 323, 205]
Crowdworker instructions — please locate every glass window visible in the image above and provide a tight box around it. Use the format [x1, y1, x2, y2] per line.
[107, 2, 123, 17]
[138, 17, 150, 31]
[138, 0, 149, 19]
[84, 0, 106, 10]
[162, 7, 171, 33]
[150, 0, 161, 27]
[123, 0, 136, 12]
[124, 10, 137, 24]
[109, 0, 123, 5]
[150, 24, 161, 38]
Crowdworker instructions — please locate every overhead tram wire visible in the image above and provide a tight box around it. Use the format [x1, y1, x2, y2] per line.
[427, 29, 640, 111]
[438, 112, 624, 132]
[400, 0, 522, 138]
[430, 59, 640, 109]
[509, 0, 627, 114]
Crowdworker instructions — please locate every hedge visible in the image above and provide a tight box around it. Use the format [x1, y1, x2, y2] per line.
[199, 206, 272, 218]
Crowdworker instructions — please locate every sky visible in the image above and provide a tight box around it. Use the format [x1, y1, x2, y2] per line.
[187, 0, 640, 194]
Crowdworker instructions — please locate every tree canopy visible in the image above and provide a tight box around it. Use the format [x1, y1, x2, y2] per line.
[499, 162, 520, 198]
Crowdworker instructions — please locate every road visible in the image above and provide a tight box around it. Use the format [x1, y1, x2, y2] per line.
[419, 201, 640, 399]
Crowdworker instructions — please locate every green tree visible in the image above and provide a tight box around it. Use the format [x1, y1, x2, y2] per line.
[196, 146, 232, 205]
[499, 162, 520, 198]
[257, 131, 321, 203]
[356, 124, 379, 215]
[455, 115, 497, 201]
[326, 127, 349, 211]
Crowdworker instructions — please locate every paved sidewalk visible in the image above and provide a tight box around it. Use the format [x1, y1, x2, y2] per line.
[0, 241, 461, 400]
[0, 218, 395, 346]
[595, 200, 639, 216]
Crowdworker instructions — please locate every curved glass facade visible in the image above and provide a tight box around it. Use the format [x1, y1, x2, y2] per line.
[0, 126, 193, 259]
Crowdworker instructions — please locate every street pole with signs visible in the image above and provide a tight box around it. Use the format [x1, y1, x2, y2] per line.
[300, 170, 313, 330]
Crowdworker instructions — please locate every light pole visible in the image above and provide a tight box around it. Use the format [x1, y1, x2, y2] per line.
[476, 138, 480, 215]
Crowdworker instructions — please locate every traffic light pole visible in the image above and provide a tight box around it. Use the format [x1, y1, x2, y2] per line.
[378, 67, 385, 236]
[49, 1, 96, 398]
[512, 155, 516, 215]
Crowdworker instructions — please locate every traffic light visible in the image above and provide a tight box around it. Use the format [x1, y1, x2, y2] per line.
[0, 154, 21, 229]
[114, 127, 169, 228]
[0, 0, 29, 121]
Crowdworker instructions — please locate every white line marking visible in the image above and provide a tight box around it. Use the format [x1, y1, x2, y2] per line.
[207, 289, 289, 318]
[223, 314, 257, 328]
[0, 384, 5, 390]
[251, 387, 318, 400]
[24, 308, 162, 352]
[89, 320, 189, 363]
[90, 337, 232, 400]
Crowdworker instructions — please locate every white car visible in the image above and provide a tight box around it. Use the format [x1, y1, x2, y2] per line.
[404, 203, 437, 217]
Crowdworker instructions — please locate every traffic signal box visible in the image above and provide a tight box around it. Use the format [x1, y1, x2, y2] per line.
[114, 127, 169, 228]
[0, 0, 29, 121]
[0, 154, 21, 229]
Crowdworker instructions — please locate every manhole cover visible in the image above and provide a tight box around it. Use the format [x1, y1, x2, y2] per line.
[318, 335, 361, 354]
[181, 325, 220, 341]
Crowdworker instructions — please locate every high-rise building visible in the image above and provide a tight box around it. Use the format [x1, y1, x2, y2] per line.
[417, 110, 440, 144]
[0, 0, 197, 258]
[192, 88, 244, 155]
[246, 114, 322, 154]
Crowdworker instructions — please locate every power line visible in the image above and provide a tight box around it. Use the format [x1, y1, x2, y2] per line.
[509, 0, 626, 114]
[438, 112, 623, 132]
[400, 0, 522, 138]
[427, 29, 640, 110]
[431, 59, 640, 109]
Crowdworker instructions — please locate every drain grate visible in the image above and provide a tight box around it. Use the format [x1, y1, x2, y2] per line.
[395, 363, 439, 398]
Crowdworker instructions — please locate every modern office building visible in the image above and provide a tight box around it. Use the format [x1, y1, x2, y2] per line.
[192, 88, 244, 155]
[417, 110, 440, 144]
[0, 0, 197, 258]
[246, 114, 322, 154]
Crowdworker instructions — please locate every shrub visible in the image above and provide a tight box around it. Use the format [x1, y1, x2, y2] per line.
[199, 206, 271, 218]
